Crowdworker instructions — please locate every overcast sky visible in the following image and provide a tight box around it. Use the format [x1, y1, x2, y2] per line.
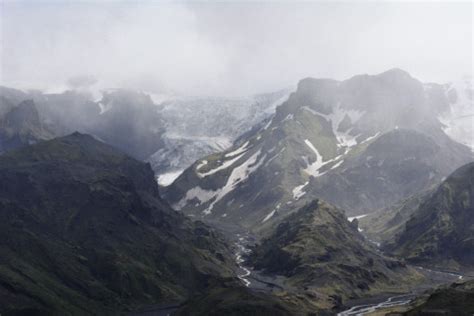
[0, 1, 472, 96]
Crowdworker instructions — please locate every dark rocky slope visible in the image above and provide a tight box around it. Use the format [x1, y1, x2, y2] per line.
[0, 133, 236, 315]
[388, 162, 474, 271]
[248, 200, 422, 309]
[403, 280, 474, 316]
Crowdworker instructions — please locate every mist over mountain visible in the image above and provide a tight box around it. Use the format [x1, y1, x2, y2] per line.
[0, 66, 472, 315]
[166, 69, 472, 229]
[0, 86, 290, 186]
[1, 2, 473, 314]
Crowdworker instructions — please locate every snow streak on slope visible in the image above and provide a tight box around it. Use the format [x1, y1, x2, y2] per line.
[157, 170, 184, 186]
[196, 160, 208, 171]
[175, 150, 267, 215]
[203, 150, 266, 215]
[292, 181, 309, 200]
[225, 141, 250, 158]
[262, 210, 276, 223]
[302, 105, 364, 149]
[303, 139, 342, 177]
[262, 203, 281, 223]
[347, 214, 369, 222]
[175, 186, 218, 210]
[197, 152, 246, 178]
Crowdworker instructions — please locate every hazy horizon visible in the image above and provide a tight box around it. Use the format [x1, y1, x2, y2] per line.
[1, 1, 472, 97]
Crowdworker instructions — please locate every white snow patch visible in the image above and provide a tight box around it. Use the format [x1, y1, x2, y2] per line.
[303, 139, 343, 177]
[157, 170, 184, 187]
[197, 153, 245, 178]
[330, 160, 344, 170]
[361, 132, 381, 144]
[262, 210, 276, 223]
[203, 150, 266, 215]
[348, 214, 369, 222]
[293, 181, 309, 200]
[302, 104, 364, 149]
[174, 187, 217, 211]
[196, 160, 208, 171]
[225, 141, 249, 158]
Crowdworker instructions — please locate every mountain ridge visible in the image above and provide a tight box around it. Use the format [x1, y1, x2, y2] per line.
[165, 69, 473, 230]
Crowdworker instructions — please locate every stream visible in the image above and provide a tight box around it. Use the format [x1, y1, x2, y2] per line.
[235, 233, 252, 287]
[234, 233, 286, 292]
[337, 294, 415, 316]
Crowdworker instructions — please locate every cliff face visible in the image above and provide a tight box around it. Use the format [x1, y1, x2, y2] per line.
[0, 99, 54, 153]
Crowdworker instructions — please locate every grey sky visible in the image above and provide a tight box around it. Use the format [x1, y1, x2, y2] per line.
[1, 1, 472, 96]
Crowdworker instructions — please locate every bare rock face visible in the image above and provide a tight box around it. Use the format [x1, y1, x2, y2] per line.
[0, 99, 54, 153]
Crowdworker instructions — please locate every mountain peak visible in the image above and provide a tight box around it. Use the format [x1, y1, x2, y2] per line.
[4, 99, 40, 126]
[377, 67, 413, 79]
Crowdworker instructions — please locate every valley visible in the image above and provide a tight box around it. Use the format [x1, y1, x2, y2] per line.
[0, 68, 473, 315]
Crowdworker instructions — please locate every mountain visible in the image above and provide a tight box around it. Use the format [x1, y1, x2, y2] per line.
[0, 86, 289, 182]
[387, 162, 474, 271]
[0, 99, 54, 153]
[0, 133, 236, 315]
[90, 89, 166, 160]
[166, 69, 473, 229]
[0, 88, 165, 161]
[34, 89, 166, 161]
[150, 89, 292, 185]
[174, 285, 299, 316]
[403, 280, 474, 316]
[247, 200, 422, 309]
[358, 186, 435, 245]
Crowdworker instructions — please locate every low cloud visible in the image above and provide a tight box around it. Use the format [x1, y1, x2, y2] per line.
[1, 1, 472, 96]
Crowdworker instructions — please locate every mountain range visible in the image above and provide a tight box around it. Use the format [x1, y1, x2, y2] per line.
[0, 86, 290, 187]
[0, 69, 472, 315]
[165, 69, 473, 230]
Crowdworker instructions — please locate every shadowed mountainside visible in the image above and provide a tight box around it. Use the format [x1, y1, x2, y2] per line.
[0, 132, 237, 315]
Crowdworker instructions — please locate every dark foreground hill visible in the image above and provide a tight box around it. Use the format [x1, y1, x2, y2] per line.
[388, 162, 474, 271]
[0, 133, 236, 315]
[404, 280, 474, 316]
[248, 200, 422, 310]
